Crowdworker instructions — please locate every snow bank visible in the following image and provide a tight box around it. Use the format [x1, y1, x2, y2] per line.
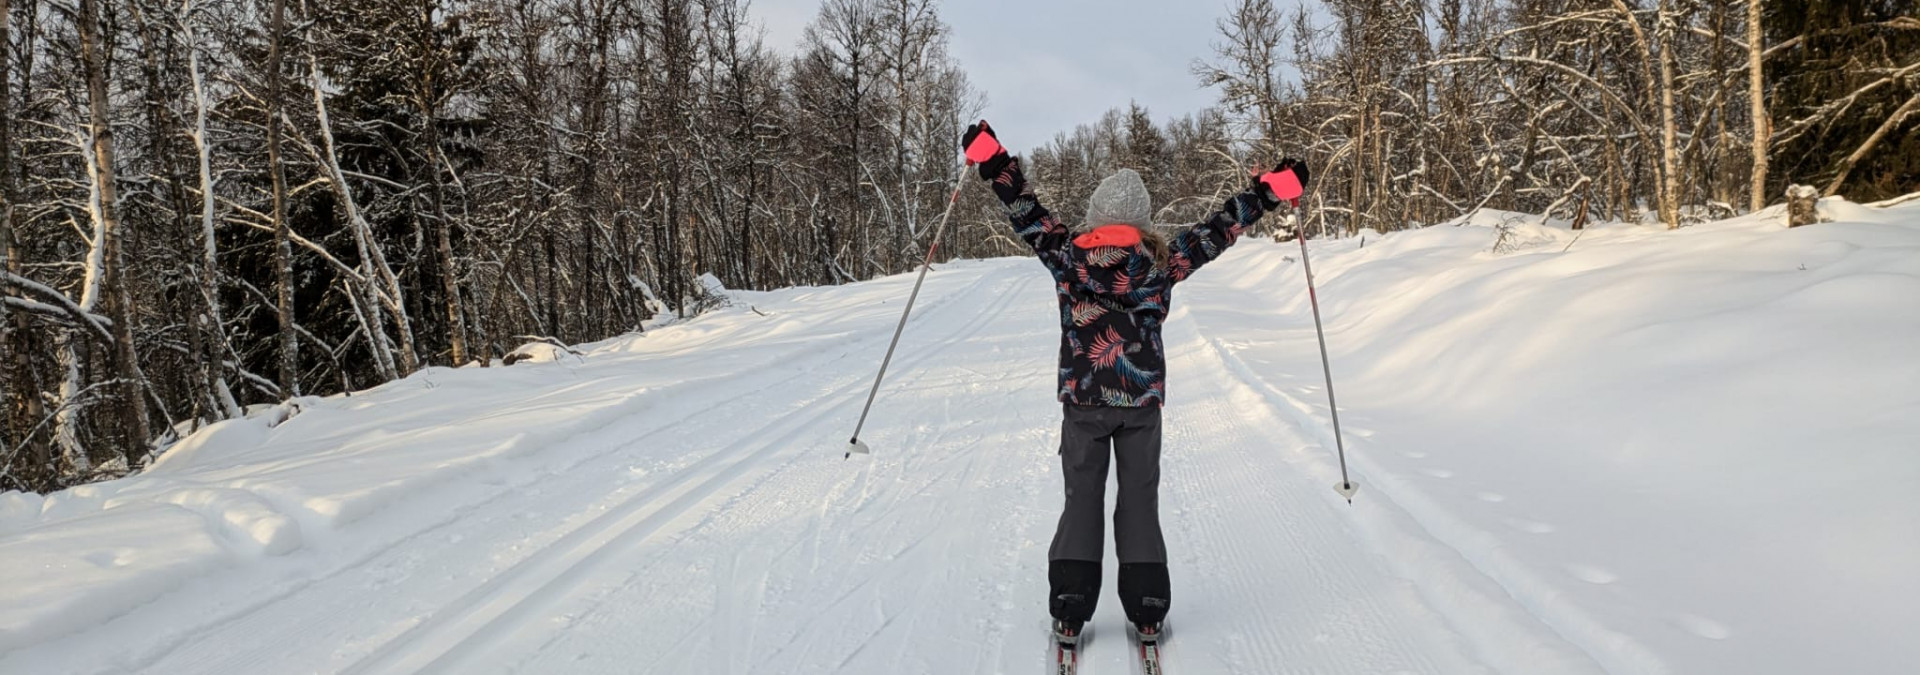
[1182, 198, 1920, 674]
[0, 503, 226, 652]
[0, 342, 673, 651]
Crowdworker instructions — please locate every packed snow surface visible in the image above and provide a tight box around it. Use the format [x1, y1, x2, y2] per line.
[4, 201, 1917, 674]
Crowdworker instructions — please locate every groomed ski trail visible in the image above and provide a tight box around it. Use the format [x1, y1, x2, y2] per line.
[334, 274, 1034, 675]
[105, 267, 1033, 675]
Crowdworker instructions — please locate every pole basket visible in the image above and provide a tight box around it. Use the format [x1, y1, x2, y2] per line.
[1334, 481, 1359, 501]
[846, 438, 872, 458]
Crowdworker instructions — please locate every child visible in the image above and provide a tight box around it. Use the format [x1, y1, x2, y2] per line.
[960, 121, 1307, 645]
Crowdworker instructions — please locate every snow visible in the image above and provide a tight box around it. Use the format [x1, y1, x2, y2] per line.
[2, 200, 1917, 674]
[501, 342, 576, 365]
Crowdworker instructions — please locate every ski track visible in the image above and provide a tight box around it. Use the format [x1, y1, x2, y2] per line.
[42, 269, 1008, 675]
[1177, 263, 1641, 675]
[397, 272, 1035, 675]
[494, 273, 1051, 675]
[1129, 314, 1485, 675]
[12, 255, 1694, 675]
[1184, 325, 1635, 675]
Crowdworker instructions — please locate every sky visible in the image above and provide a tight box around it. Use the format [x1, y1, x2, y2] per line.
[748, 0, 1232, 152]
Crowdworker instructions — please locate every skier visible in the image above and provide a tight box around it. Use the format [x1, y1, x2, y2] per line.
[960, 121, 1308, 651]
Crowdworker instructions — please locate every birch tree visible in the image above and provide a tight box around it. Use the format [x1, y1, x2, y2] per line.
[79, 0, 153, 463]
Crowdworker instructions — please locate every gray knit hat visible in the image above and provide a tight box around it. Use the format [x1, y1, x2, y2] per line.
[1084, 169, 1152, 230]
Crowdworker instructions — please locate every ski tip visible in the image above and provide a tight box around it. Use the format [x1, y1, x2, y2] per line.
[1334, 480, 1360, 501]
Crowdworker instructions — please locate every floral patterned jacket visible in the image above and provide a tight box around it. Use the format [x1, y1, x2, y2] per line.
[988, 158, 1272, 407]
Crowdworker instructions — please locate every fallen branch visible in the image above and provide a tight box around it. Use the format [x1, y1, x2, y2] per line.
[1825, 91, 1920, 197]
[509, 334, 585, 355]
[1868, 191, 1920, 208]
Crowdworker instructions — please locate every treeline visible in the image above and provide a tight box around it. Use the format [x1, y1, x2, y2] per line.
[0, 0, 983, 490]
[1020, 0, 1917, 241]
[1021, 105, 1254, 233]
[1183, 0, 1918, 236]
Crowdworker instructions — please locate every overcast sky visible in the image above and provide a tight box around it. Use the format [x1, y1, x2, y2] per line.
[748, 0, 1232, 152]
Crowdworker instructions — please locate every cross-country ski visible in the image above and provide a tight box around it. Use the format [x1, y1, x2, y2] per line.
[1052, 620, 1087, 675]
[1130, 622, 1165, 675]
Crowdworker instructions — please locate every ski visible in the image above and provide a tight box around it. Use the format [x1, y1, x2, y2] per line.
[1052, 639, 1080, 675]
[1129, 623, 1165, 675]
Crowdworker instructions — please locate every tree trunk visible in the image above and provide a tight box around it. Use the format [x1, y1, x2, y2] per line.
[422, 137, 468, 364]
[310, 53, 418, 375]
[164, 0, 240, 421]
[53, 333, 89, 473]
[1350, 97, 1368, 235]
[543, 228, 558, 340]
[266, 0, 298, 395]
[1611, 0, 1679, 229]
[425, 136, 468, 366]
[1657, 0, 1682, 228]
[1747, 0, 1768, 212]
[0, 0, 45, 475]
[415, 3, 469, 367]
[741, 156, 755, 289]
[79, 0, 152, 462]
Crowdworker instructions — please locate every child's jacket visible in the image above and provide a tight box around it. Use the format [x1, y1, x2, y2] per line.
[989, 158, 1273, 407]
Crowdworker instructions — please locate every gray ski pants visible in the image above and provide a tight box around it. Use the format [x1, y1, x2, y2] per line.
[1048, 403, 1167, 564]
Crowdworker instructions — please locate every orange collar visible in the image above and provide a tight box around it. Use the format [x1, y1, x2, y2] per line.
[1074, 224, 1141, 249]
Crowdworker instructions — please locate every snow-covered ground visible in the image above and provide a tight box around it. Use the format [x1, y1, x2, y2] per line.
[4, 200, 1917, 674]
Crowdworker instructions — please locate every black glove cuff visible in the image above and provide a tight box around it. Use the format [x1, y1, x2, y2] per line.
[977, 151, 1013, 183]
[1280, 158, 1310, 191]
[1251, 177, 1284, 210]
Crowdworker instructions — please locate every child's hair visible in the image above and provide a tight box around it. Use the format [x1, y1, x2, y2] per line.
[1136, 225, 1171, 271]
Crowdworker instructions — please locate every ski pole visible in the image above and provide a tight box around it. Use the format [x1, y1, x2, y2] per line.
[1292, 210, 1359, 503]
[846, 162, 972, 458]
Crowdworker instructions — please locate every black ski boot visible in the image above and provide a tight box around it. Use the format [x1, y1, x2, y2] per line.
[1118, 563, 1171, 624]
[1048, 559, 1101, 624]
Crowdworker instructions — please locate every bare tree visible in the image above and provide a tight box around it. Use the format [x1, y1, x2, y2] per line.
[1193, 0, 1289, 161]
[79, 0, 153, 463]
[1748, 0, 1767, 211]
[264, 0, 299, 392]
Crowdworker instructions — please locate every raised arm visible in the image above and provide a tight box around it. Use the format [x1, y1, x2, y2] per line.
[1168, 160, 1309, 283]
[965, 122, 1072, 278]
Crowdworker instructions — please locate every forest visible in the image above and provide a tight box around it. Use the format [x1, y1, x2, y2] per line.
[1, 0, 1914, 490]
